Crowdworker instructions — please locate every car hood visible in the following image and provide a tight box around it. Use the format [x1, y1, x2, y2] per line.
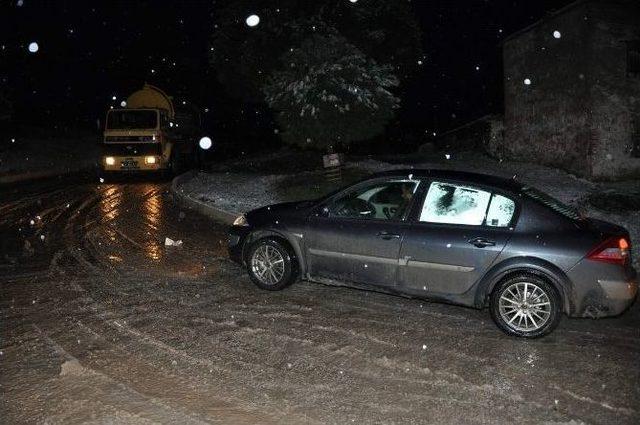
[246, 200, 316, 224]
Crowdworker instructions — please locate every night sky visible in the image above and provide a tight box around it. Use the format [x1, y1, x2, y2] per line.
[4, 0, 575, 143]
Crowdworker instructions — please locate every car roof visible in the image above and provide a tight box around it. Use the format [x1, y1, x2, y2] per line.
[370, 168, 524, 192]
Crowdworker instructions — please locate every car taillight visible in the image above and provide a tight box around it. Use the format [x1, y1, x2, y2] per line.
[587, 236, 631, 265]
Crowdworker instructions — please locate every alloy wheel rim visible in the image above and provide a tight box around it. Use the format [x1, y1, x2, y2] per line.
[498, 281, 552, 332]
[251, 245, 285, 286]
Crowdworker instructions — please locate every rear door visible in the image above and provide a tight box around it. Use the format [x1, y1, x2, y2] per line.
[305, 177, 420, 288]
[398, 180, 517, 296]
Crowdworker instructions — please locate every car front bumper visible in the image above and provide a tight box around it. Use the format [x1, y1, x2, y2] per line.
[228, 225, 251, 264]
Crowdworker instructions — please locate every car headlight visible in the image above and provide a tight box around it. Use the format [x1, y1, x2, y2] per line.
[233, 214, 248, 226]
[105, 156, 115, 166]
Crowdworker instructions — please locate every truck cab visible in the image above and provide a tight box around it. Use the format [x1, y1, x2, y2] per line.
[100, 84, 197, 174]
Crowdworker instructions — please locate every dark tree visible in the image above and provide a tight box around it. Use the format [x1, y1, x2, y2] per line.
[209, 0, 423, 101]
[0, 76, 11, 123]
[263, 33, 399, 150]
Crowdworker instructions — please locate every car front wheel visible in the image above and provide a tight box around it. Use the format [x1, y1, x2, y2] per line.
[246, 238, 297, 291]
[490, 274, 561, 338]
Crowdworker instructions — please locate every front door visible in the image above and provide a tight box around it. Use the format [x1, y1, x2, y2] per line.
[305, 178, 420, 288]
[399, 180, 517, 296]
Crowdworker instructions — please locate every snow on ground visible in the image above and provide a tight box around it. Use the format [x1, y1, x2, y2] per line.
[0, 136, 98, 180]
[2, 179, 639, 424]
[177, 171, 309, 216]
[179, 153, 640, 269]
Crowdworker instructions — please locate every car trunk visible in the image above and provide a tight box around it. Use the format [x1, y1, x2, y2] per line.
[585, 218, 630, 241]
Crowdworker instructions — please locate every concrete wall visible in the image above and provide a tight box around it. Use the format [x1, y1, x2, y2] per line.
[503, 0, 640, 179]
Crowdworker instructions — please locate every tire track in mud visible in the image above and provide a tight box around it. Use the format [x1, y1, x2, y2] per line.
[50, 253, 639, 423]
[42, 270, 308, 423]
[46, 203, 525, 423]
[32, 324, 216, 425]
[38, 183, 306, 424]
[47, 269, 562, 424]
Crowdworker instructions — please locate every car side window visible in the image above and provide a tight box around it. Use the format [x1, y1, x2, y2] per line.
[420, 182, 492, 225]
[485, 194, 515, 227]
[329, 179, 419, 221]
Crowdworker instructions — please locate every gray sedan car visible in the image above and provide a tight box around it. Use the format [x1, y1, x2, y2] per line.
[228, 169, 637, 337]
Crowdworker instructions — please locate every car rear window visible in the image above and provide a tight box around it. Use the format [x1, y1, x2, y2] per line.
[522, 186, 582, 221]
[420, 182, 516, 227]
[420, 182, 491, 225]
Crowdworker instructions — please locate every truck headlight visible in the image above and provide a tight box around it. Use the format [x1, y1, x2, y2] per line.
[145, 156, 157, 164]
[105, 156, 115, 166]
[233, 214, 248, 226]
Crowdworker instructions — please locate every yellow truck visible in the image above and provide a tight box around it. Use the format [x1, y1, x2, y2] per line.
[100, 84, 199, 175]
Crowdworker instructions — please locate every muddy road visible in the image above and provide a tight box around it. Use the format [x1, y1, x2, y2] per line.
[1, 176, 639, 424]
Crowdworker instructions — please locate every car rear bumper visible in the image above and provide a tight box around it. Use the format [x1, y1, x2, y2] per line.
[590, 276, 638, 316]
[228, 225, 251, 264]
[570, 266, 638, 318]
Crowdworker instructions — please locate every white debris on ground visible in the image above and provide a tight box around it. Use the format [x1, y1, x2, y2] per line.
[178, 153, 639, 269]
[164, 237, 183, 247]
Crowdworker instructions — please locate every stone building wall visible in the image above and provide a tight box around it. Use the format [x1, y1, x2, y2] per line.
[502, 0, 640, 179]
[587, 1, 640, 179]
[435, 115, 503, 153]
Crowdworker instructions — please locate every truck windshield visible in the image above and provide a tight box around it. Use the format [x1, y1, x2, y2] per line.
[107, 110, 158, 130]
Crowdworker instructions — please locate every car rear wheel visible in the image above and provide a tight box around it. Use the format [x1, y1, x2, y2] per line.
[246, 238, 297, 291]
[490, 274, 561, 338]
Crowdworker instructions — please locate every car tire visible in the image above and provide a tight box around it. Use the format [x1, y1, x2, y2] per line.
[490, 273, 562, 338]
[246, 238, 298, 291]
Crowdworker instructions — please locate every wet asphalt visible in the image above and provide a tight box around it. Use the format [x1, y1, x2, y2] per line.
[0, 176, 638, 424]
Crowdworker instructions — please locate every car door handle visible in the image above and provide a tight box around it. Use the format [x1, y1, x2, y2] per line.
[468, 237, 496, 248]
[377, 231, 401, 240]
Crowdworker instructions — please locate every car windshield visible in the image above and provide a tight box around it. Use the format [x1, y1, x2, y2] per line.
[107, 110, 158, 130]
[522, 186, 582, 220]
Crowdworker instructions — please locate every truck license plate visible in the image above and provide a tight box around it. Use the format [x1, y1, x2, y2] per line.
[121, 159, 139, 169]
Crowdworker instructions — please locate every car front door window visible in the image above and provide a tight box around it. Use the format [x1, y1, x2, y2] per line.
[329, 180, 419, 221]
